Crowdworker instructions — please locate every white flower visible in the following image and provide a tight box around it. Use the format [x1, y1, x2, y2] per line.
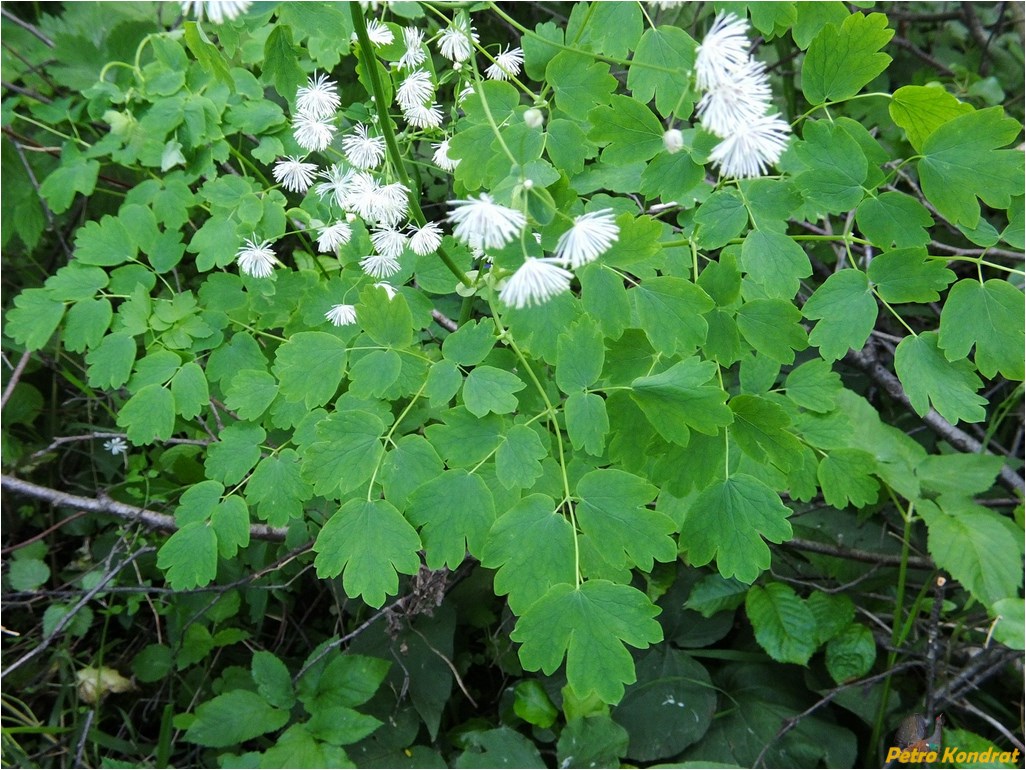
[295, 72, 341, 119]
[315, 164, 355, 208]
[456, 84, 476, 105]
[485, 46, 523, 81]
[498, 257, 573, 309]
[293, 113, 336, 152]
[374, 282, 398, 299]
[409, 222, 442, 255]
[694, 13, 752, 90]
[325, 303, 358, 326]
[399, 27, 426, 69]
[438, 17, 477, 62]
[447, 193, 526, 250]
[180, 0, 251, 23]
[317, 222, 353, 252]
[236, 237, 278, 278]
[432, 138, 460, 172]
[272, 156, 318, 193]
[663, 128, 684, 154]
[554, 209, 619, 269]
[370, 226, 409, 259]
[103, 437, 128, 455]
[403, 102, 443, 129]
[523, 108, 544, 129]
[708, 113, 791, 178]
[365, 19, 394, 46]
[396, 70, 434, 111]
[341, 123, 386, 169]
[696, 59, 773, 136]
[360, 253, 402, 278]
[344, 176, 409, 226]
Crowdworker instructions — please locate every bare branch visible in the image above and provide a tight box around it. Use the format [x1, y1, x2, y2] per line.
[787, 537, 934, 570]
[1, 351, 33, 411]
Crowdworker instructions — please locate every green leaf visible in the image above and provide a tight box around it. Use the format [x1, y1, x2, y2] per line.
[627, 26, 697, 117]
[252, 651, 295, 710]
[462, 365, 525, 417]
[894, 333, 986, 424]
[728, 395, 804, 471]
[802, 270, 877, 361]
[587, 96, 664, 165]
[817, 448, 880, 508]
[73, 214, 135, 266]
[602, 214, 663, 274]
[632, 278, 713, 356]
[224, 369, 278, 420]
[640, 149, 704, 202]
[546, 118, 593, 175]
[695, 189, 747, 248]
[262, 25, 305, 99]
[205, 423, 264, 486]
[557, 715, 630, 769]
[938, 279, 1025, 380]
[740, 230, 812, 300]
[380, 435, 444, 512]
[546, 50, 616, 116]
[576, 469, 674, 571]
[496, 424, 547, 490]
[556, 318, 604, 393]
[588, 0, 643, 57]
[424, 359, 463, 407]
[183, 21, 233, 88]
[297, 652, 390, 711]
[514, 680, 558, 729]
[482, 494, 577, 615]
[170, 362, 208, 419]
[680, 474, 792, 583]
[579, 263, 631, 340]
[565, 391, 609, 457]
[301, 411, 385, 497]
[793, 120, 868, 213]
[7, 559, 50, 591]
[630, 358, 732, 447]
[867, 248, 955, 303]
[990, 598, 1025, 650]
[44, 264, 109, 301]
[801, 12, 893, 105]
[806, 591, 854, 645]
[916, 453, 1004, 498]
[456, 727, 546, 769]
[512, 580, 663, 704]
[825, 623, 876, 684]
[918, 498, 1023, 607]
[117, 384, 175, 444]
[442, 320, 495, 366]
[273, 332, 347, 408]
[357, 285, 414, 348]
[5, 289, 66, 351]
[745, 583, 817, 665]
[684, 573, 749, 618]
[63, 299, 112, 353]
[736, 299, 808, 364]
[888, 85, 974, 153]
[349, 349, 402, 399]
[38, 145, 99, 214]
[918, 107, 1025, 228]
[784, 359, 842, 412]
[246, 450, 311, 527]
[184, 690, 289, 748]
[157, 521, 218, 590]
[523, 21, 563, 80]
[792, 2, 849, 48]
[856, 192, 933, 249]
[314, 498, 422, 607]
[407, 470, 495, 569]
[188, 217, 240, 272]
[211, 495, 250, 558]
[424, 408, 504, 467]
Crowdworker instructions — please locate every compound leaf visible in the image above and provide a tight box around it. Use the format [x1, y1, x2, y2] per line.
[407, 470, 495, 568]
[894, 332, 986, 424]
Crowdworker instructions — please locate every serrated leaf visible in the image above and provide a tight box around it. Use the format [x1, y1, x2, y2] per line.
[916, 453, 1004, 498]
[252, 651, 295, 710]
[681, 474, 792, 583]
[632, 277, 713, 356]
[784, 359, 842, 412]
[512, 580, 663, 704]
[894, 333, 986, 424]
[740, 230, 812, 300]
[728, 395, 804, 472]
[684, 574, 749, 618]
[5, 289, 66, 351]
[157, 521, 218, 590]
[868, 248, 955, 303]
[7, 559, 50, 591]
[938, 279, 1024, 380]
[556, 318, 604, 393]
[496, 424, 547, 490]
[793, 121, 868, 213]
[889, 85, 974, 153]
[462, 365, 525, 417]
[576, 469, 674, 571]
[802, 12, 893, 105]
[38, 146, 99, 214]
[262, 25, 305, 99]
[817, 448, 879, 508]
[117, 384, 175, 444]
[313, 498, 422, 608]
[806, 591, 855, 645]
[855, 192, 933, 249]
[565, 391, 609, 456]
[547, 50, 616, 116]
[44, 264, 109, 301]
[825, 623, 876, 684]
[184, 690, 289, 748]
[802, 270, 877, 361]
[630, 358, 732, 447]
[627, 26, 697, 117]
[745, 583, 818, 665]
[736, 299, 808, 365]
[170, 362, 208, 419]
[587, 96, 664, 165]
[273, 332, 347, 408]
[73, 214, 136, 266]
[224, 369, 278, 420]
[245, 449, 311, 526]
[301, 411, 385, 497]
[407, 470, 495, 569]
[205, 423, 265, 485]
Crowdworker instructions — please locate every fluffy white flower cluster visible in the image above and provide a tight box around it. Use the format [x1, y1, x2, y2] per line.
[179, 0, 251, 24]
[446, 195, 619, 309]
[693, 13, 790, 178]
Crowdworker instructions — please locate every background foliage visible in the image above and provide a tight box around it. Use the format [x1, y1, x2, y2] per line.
[1, 1, 1023, 768]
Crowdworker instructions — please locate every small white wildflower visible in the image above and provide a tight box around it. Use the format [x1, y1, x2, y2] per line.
[370, 226, 409, 259]
[365, 19, 394, 46]
[396, 69, 435, 111]
[438, 16, 477, 62]
[485, 46, 523, 81]
[293, 113, 336, 152]
[180, 0, 251, 23]
[317, 221, 353, 252]
[404, 102, 444, 129]
[341, 123, 386, 169]
[325, 303, 358, 326]
[695, 13, 753, 90]
[523, 108, 544, 129]
[272, 156, 318, 193]
[409, 222, 442, 255]
[432, 138, 460, 172]
[399, 27, 426, 69]
[103, 437, 128, 455]
[663, 128, 684, 154]
[554, 209, 620, 269]
[708, 113, 791, 178]
[360, 253, 402, 278]
[315, 164, 355, 208]
[447, 193, 526, 250]
[696, 59, 773, 136]
[374, 282, 398, 299]
[498, 257, 573, 309]
[456, 83, 476, 105]
[295, 72, 341, 119]
[235, 237, 278, 278]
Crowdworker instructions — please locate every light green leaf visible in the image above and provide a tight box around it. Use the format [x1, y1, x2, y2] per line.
[630, 358, 733, 447]
[188, 217, 240, 272]
[442, 320, 495, 366]
[894, 332, 986, 424]
[817, 448, 880, 508]
[802, 12, 893, 105]
[380, 435, 444, 512]
[424, 359, 463, 407]
[349, 349, 402, 399]
[117, 384, 175, 444]
[63, 298, 112, 353]
[496, 424, 547, 490]
[7, 558, 50, 591]
[626, 26, 697, 117]
[262, 25, 305, 99]
[184, 690, 289, 748]
[38, 145, 99, 214]
[170, 362, 208, 419]
[793, 120, 868, 213]
[579, 263, 631, 340]
[802, 270, 877, 361]
[44, 264, 109, 302]
[356, 284, 414, 348]
[73, 214, 136, 266]
[740, 230, 812, 300]
[211, 495, 250, 559]
[632, 277, 713, 356]
[5, 289, 66, 351]
[245, 449, 311, 527]
[463, 365, 525, 417]
[407, 470, 495, 569]
[273, 332, 347, 408]
[565, 391, 609, 456]
[745, 583, 817, 665]
[990, 598, 1025, 650]
[205, 423, 265, 486]
[224, 369, 279, 420]
[587, 96, 664, 166]
[855, 192, 934, 249]
[736, 299, 808, 365]
[784, 359, 842, 412]
[728, 395, 804, 471]
[556, 318, 604, 393]
[867, 248, 955, 303]
[251, 651, 295, 710]
[889, 85, 974, 153]
[301, 411, 385, 497]
[916, 453, 1004, 498]
[938, 279, 1024, 380]
[695, 189, 747, 249]
[547, 50, 616, 116]
[157, 521, 218, 590]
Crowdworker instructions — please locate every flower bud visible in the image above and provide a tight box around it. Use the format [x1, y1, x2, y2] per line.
[663, 128, 684, 154]
[523, 108, 544, 129]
